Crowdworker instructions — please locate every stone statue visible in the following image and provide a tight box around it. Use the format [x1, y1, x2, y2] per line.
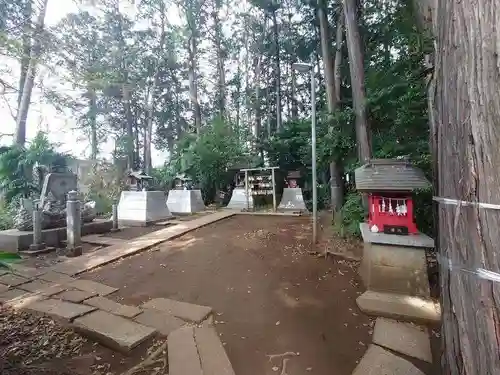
[14, 169, 97, 231]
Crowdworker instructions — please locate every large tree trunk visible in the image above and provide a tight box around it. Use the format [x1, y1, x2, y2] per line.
[318, 2, 344, 212]
[88, 87, 98, 161]
[123, 83, 135, 170]
[187, 34, 202, 134]
[213, 0, 226, 120]
[271, 8, 282, 131]
[342, 0, 371, 163]
[433, 1, 500, 374]
[17, 0, 32, 112]
[15, 0, 49, 146]
[334, 9, 344, 105]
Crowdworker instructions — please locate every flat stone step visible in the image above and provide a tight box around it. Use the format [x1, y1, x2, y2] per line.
[356, 291, 441, 324]
[54, 289, 97, 303]
[134, 308, 185, 335]
[0, 288, 31, 303]
[142, 298, 212, 323]
[373, 318, 432, 363]
[168, 327, 203, 375]
[67, 279, 118, 296]
[352, 345, 424, 375]
[0, 273, 31, 287]
[84, 296, 142, 318]
[38, 271, 76, 284]
[17, 279, 53, 293]
[24, 298, 96, 321]
[73, 310, 156, 353]
[195, 327, 235, 375]
[8, 264, 46, 278]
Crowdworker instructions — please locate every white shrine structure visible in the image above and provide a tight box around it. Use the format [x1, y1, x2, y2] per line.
[117, 171, 172, 226]
[166, 175, 205, 214]
[278, 171, 308, 212]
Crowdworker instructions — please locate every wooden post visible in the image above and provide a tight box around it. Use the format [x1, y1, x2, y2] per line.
[271, 168, 277, 212]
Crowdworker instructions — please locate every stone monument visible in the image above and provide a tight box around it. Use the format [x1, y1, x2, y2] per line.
[226, 172, 253, 210]
[166, 174, 205, 214]
[117, 170, 172, 226]
[278, 171, 307, 212]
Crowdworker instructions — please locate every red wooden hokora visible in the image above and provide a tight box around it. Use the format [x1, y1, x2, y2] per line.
[354, 158, 430, 235]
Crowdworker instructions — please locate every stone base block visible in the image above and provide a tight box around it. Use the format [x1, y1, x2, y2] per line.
[278, 188, 308, 212]
[226, 188, 253, 210]
[167, 190, 206, 214]
[117, 191, 172, 227]
[0, 220, 112, 253]
[359, 242, 430, 297]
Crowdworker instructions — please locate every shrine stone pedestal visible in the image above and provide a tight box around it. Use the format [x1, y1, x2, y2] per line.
[358, 223, 434, 298]
[278, 188, 308, 212]
[226, 187, 253, 210]
[117, 191, 172, 226]
[167, 190, 205, 214]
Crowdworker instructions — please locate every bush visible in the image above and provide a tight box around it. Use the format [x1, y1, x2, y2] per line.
[0, 200, 14, 231]
[334, 192, 366, 237]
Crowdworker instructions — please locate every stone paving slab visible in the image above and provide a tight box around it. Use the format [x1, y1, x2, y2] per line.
[84, 296, 142, 318]
[0, 288, 30, 303]
[55, 289, 97, 303]
[72, 310, 156, 353]
[67, 279, 118, 296]
[352, 345, 425, 375]
[0, 270, 9, 277]
[373, 318, 432, 363]
[168, 327, 203, 375]
[0, 273, 31, 287]
[81, 234, 127, 246]
[0, 283, 9, 293]
[356, 291, 441, 324]
[38, 271, 76, 284]
[134, 308, 185, 335]
[24, 298, 97, 321]
[142, 298, 212, 323]
[8, 264, 46, 278]
[37, 284, 68, 297]
[50, 211, 235, 276]
[195, 327, 235, 375]
[17, 279, 52, 293]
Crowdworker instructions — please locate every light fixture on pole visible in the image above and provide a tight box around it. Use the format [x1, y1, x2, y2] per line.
[292, 61, 318, 244]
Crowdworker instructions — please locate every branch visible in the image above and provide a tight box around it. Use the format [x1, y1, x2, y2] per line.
[0, 95, 17, 121]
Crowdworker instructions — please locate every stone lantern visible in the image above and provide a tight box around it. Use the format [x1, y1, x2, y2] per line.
[278, 170, 307, 212]
[167, 174, 205, 214]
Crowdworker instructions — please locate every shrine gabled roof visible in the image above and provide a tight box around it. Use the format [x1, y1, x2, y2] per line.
[354, 158, 430, 192]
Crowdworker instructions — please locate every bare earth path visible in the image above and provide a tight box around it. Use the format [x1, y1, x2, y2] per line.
[86, 215, 371, 375]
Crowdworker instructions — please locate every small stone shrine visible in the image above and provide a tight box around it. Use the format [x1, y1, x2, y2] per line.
[355, 158, 434, 298]
[226, 171, 253, 210]
[117, 170, 172, 226]
[166, 174, 205, 214]
[278, 170, 307, 212]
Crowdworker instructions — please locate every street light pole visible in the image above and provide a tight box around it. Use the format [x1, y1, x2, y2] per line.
[292, 62, 318, 244]
[310, 65, 318, 244]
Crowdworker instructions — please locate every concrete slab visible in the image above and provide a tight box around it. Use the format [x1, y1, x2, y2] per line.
[8, 264, 46, 278]
[195, 327, 235, 375]
[68, 279, 118, 296]
[168, 327, 203, 375]
[373, 318, 432, 363]
[72, 310, 156, 353]
[0, 283, 8, 293]
[24, 298, 96, 321]
[55, 289, 97, 303]
[356, 291, 441, 324]
[18, 279, 53, 293]
[38, 271, 76, 284]
[134, 308, 185, 335]
[352, 345, 425, 375]
[36, 284, 68, 297]
[0, 220, 113, 252]
[81, 234, 126, 246]
[142, 298, 212, 323]
[0, 288, 30, 303]
[0, 273, 31, 287]
[84, 296, 142, 318]
[49, 211, 235, 276]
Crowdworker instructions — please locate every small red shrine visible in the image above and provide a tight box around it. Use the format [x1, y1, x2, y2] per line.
[354, 158, 430, 235]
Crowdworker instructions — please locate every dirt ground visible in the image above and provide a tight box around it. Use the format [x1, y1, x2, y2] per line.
[87, 215, 372, 375]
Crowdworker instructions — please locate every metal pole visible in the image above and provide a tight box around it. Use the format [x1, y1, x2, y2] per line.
[311, 66, 318, 244]
[271, 168, 277, 212]
[245, 170, 249, 211]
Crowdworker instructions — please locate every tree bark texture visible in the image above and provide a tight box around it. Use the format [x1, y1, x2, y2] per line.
[88, 87, 98, 161]
[213, 0, 226, 120]
[342, 0, 371, 163]
[434, 1, 500, 374]
[187, 34, 202, 133]
[272, 9, 282, 131]
[15, 0, 49, 146]
[334, 9, 344, 105]
[17, 0, 32, 112]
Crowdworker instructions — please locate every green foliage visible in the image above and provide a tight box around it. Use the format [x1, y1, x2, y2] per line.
[334, 192, 365, 237]
[0, 200, 14, 231]
[0, 132, 69, 203]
